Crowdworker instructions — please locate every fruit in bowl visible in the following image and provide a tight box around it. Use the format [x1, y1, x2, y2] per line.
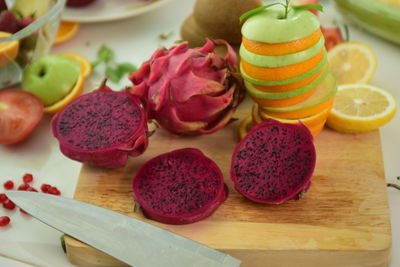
[66, 0, 97, 7]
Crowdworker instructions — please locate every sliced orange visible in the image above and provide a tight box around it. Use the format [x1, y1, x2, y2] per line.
[252, 104, 328, 137]
[260, 73, 337, 119]
[241, 50, 325, 81]
[250, 86, 317, 108]
[0, 32, 20, 67]
[59, 53, 92, 78]
[44, 73, 84, 114]
[253, 65, 326, 93]
[242, 29, 322, 56]
[55, 21, 80, 44]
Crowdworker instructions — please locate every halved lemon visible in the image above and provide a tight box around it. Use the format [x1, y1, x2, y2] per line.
[44, 53, 91, 114]
[0, 32, 20, 67]
[326, 84, 397, 133]
[327, 41, 377, 85]
[54, 21, 80, 44]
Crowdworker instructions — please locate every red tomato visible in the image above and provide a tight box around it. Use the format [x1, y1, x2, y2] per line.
[0, 89, 44, 144]
[321, 27, 344, 51]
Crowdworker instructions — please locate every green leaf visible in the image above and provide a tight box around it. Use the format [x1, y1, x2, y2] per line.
[91, 45, 115, 69]
[116, 63, 137, 74]
[291, 3, 324, 12]
[105, 63, 136, 83]
[240, 3, 284, 22]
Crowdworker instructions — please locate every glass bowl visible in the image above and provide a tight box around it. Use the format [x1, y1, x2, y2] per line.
[0, 0, 66, 89]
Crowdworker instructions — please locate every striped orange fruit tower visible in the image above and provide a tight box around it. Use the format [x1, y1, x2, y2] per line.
[239, 5, 337, 139]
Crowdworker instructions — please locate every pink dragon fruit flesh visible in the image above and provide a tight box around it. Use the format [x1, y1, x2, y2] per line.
[130, 39, 244, 135]
[230, 119, 316, 204]
[132, 148, 228, 224]
[51, 84, 148, 168]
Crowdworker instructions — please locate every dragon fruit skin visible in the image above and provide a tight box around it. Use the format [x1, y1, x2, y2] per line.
[132, 148, 228, 225]
[130, 39, 244, 135]
[51, 85, 148, 168]
[230, 119, 316, 204]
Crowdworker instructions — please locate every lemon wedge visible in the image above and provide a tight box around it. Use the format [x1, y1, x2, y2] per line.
[326, 84, 397, 133]
[328, 41, 377, 85]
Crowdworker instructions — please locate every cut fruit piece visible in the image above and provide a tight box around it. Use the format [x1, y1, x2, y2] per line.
[252, 105, 329, 138]
[260, 73, 337, 119]
[253, 65, 325, 93]
[240, 54, 327, 86]
[241, 49, 325, 81]
[59, 53, 91, 78]
[327, 41, 377, 85]
[256, 104, 330, 128]
[55, 21, 80, 44]
[240, 36, 324, 68]
[250, 85, 317, 108]
[0, 32, 20, 67]
[242, 29, 322, 56]
[246, 67, 328, 99]
[326, 84, 397, 133]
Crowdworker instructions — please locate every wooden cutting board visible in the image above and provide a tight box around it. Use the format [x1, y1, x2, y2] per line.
[64, 109, 391, 267]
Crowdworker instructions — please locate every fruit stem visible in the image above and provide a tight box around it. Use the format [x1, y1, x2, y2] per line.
[284, 0, 291, 19]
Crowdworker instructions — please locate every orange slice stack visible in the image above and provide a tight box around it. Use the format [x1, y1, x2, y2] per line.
[239, 9, 337, 139]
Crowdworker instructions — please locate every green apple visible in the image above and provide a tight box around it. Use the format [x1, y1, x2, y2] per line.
[22, 54, 80, 106]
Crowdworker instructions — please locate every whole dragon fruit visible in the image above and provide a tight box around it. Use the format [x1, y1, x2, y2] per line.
[51, 83, 149, 168]
[230, 119, 316, 204]
[129, 39, 244, 135]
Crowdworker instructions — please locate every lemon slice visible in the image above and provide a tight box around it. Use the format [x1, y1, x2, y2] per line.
[328, 41, 377, 85]
[326, 84, 397, 133]
[55, 21, 80, 45]
[0, 32, 20, 67]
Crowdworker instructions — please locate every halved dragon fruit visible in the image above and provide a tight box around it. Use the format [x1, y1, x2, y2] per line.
[130, 39, 244, 135]
[51, 84, 148, 168]
[132, 148, 228, 224]
[230, 119, 316, 204]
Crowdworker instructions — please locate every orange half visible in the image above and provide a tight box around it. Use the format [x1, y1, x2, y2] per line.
[242, 29, 322, 56]
[0, 32, 20, 67]
[241, 49, 325, 81]
[55, 21, 80, 44]
[59, 53, 92, 78]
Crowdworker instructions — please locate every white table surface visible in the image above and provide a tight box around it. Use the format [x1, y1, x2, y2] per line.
[1, 0, 399, 266]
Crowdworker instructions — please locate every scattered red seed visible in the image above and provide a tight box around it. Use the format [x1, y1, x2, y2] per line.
[3, 200, 16, 210]
[22, 173, 33, 184]
[3, 180, 14, 190]
[26, 187, 38, 192]
[17, 183, 30, 191]
[0, 216, 10, 227]
[40, 184, 51, 193]
[48, 187, 61, 195]
[0, 193, 7, 203]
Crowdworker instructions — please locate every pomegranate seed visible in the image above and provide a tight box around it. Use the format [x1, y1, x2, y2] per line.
[23, 173, 33, 184]
[41, 184, 51, 193]
[3, 200, 16, 210]
[0, 216, 10, 227]
[18, 183, 30, 191]
[26, 187, 38, 192]
[3, 180, 14, 190]
[0, 193, 7, 203]
[48, 187, 61, 195]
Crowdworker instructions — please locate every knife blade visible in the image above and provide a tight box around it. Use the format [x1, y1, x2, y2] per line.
[6, 191, 241, 267]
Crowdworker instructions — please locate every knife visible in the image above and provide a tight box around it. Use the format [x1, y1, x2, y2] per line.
[6, 191, 241, 267]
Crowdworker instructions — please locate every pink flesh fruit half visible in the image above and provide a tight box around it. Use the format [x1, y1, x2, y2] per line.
[230, 119, 316, 204]
[132, 148, 228, 225]
[51, 86, 148, 168]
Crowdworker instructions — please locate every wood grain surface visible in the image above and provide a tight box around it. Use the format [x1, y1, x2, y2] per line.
[65, 109, 391, 267]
